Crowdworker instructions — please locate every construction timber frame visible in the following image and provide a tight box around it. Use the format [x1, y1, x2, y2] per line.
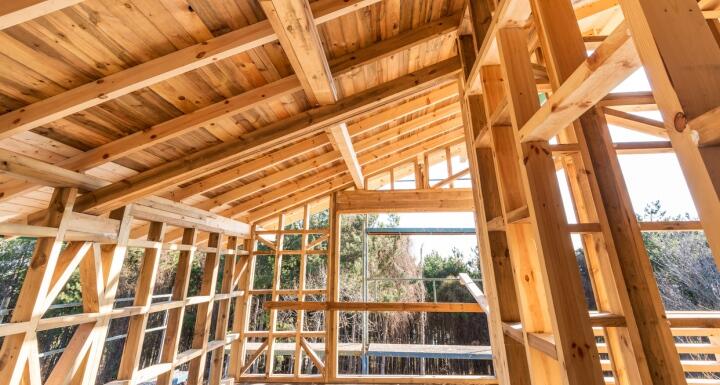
[0, 0, 719, 384]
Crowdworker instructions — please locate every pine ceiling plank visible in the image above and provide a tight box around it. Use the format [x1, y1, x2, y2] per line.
[0, 0, 83, 30]
[261, 0, 337, 106]
[0, 0, 381, 141]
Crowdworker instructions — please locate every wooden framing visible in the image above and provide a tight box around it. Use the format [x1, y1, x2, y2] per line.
[0, 0, 379, 141]
[261, 0, 337, 106]
[327, 123, 364, 189]
[335, 189, 474, 213]
[0, 0, 83, 30]
[1, 1, 720, 384]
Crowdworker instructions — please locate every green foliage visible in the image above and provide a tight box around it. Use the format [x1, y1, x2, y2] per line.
[639, 201, 719, 311]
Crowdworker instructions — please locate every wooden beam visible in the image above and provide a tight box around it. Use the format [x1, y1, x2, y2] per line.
[0, 15, 458, 204]
[226, 125, 462, 222]
[517, 23, 641, 142]
[327, 123, 364, 189]
[263, 301, 484, 313]
[0, 0, 83, 30]
[603, 108, 668, 138]
[574, 0, 620, 19]
[261, 0, 337, 106]
[330, 13, 461, 75]
[70, 58, 460, 215]
[532, 0, 683, 380]
[0, 148, 250, 236]
[334, 189, 474, 213]
[165, 85, 459, 204]
[618, 0, 720, 266]
[496, 26, 604, 383]
[0, 0, 379, 141]
[0, 148, 106, 192]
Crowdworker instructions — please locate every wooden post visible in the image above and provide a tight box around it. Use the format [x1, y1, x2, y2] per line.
[293, 206, 310, 376]
[617, 0, 720, 266]
[325, 193, 340, 380]
[117, 221, 166, 382]
[229, 236, 255, 379]
[157, 228, 198, 385]
[188, 232, 224, 385]
[457, 33, 530, 385]
[495, 26, 604, 384]
[79, 206, 135, 385]
[209, 235, 238, 385]
[0, 187, 77, 385]
[528, 0, 678, 382]
[459, 91, 531, 385]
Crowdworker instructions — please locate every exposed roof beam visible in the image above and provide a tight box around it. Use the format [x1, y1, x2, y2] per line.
[517, 23, 641, 142]
[185, 108, 461, 216]
[0, 147, 249, 235]
[166, 134, 331, 202]
[71, 58, 461, 215]
[603, 108, 668, 138]
[363, 130, 464, 176]
[330, 13, 461, 75]
[261, 0, 337, 106]
[0, 0, 380, 141]
[226, 121, 462, 221]
[0, 26, 461, 203]
[0, 0, 83, 30]
[165, 84, 458, 203]
[327, 124, 364, 188]
[245, 131, 463, 223]
[0, 148, 103, 192]
[197, 151, 340, 212]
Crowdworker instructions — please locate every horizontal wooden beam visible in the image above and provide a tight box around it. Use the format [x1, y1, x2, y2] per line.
[165, 84, 459, 204]
[335, 189, 474, 213]
[330, 13, 461, 75]
[263, 301, 484, 313]
[71, 58, 460, 215]
[0, 0, 83, 30]
[0, 0, 380, 141]
[0, 148, 250, 236]
[0, 148, 104, 192]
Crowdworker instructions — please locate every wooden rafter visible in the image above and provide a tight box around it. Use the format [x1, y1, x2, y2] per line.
[0, 0, 381, 142]
[70, 58, 460, 215]
[165, 84, 459, 204]
[327, 123, 364, 189]
[0, 0, 83, 30]
[244, 131, 464, 224]
[0, 13, 460, 205]
[261, 0, 337, 106]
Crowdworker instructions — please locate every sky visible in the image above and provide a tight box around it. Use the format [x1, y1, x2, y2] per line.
[377, 67, 698, 263]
